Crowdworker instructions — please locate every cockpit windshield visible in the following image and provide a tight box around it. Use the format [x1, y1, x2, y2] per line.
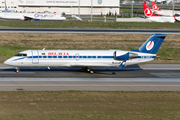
[15, 53, 27, 57]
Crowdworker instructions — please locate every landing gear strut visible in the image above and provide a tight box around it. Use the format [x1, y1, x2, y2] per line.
[87, 68, 94, 74]
[82, 68, 94, 74]
[15, 67, 20, 73]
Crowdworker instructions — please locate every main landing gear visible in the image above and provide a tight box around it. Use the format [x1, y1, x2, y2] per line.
[15, 67, 20, 73]
[87, 68, 94, 74]
[82, 68, 94, 74]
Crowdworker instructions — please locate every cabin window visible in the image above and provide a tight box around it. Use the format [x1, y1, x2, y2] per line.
[15, 53, 27, 57]
[92, 56, 96, 58]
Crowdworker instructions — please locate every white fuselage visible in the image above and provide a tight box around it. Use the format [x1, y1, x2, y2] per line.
[154, 10, 180, 16]
[146, 16, 175, 23]
[4, 50, 156, 68]
[0, 12, 66, 21]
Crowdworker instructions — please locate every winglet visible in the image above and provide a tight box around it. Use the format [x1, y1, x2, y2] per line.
[173, 15, 177, 20]
[173, 15, 180, 22]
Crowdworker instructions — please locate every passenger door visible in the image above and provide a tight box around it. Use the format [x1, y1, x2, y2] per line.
[32, 50, 39, 64]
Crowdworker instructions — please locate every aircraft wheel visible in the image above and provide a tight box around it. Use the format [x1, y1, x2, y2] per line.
[87, 68, 90, 72]
[15, 67, 20, 73]
[89, 70, 94, 74]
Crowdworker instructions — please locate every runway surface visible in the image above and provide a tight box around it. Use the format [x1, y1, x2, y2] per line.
[0, 64, 179, 91]
[0, 28, 180, 34]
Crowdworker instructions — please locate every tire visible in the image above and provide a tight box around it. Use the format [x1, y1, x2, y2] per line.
[90, 70, 94, 74]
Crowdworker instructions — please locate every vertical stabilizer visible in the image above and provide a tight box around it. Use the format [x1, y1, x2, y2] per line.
[132, 34, 167, 54]
[143, 1, 159, 17]
[152, 2, 161, 11]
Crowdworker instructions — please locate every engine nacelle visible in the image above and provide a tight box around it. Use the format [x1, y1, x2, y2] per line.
[113, 51, 138, 60]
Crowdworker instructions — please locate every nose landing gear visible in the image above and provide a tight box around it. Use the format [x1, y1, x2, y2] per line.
[15, 67, 20, 73]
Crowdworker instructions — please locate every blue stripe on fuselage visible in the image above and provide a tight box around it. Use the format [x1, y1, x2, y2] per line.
[12, 57, 26, 61]
[11, 55, 156, 61]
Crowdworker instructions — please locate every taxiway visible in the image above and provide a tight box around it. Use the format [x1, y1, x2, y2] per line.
[0, 64, 179, 91]
[0, 28, 180, 34]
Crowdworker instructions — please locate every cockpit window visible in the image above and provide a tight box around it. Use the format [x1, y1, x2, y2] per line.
[15, 53, 27, 57]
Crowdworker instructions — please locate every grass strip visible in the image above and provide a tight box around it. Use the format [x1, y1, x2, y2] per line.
[0, 21, 180, 29]
[0, 91, 179, 120]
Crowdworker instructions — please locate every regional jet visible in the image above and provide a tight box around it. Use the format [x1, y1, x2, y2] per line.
[4, 34, 167, 73]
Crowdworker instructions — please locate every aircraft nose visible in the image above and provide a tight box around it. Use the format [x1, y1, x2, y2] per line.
[4, 59, 11, 65]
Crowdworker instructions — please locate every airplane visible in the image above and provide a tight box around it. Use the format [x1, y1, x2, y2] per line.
[0, 12, 66, 21]
[4, 33, 167, 74]
[0, 0, 66, 21]
[143, 1, 176, 23]
[152, 2, 180, 16]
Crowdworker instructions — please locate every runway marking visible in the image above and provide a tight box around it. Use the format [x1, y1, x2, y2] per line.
[0, 78, 180, 81]
[0, 84, 180, 87]
[0, 72, 35, 74]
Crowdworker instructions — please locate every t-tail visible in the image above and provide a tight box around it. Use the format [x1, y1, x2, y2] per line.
[132, 33, 167, 54]
[152, 2, 161, 11]
[143, 1, 159, 17]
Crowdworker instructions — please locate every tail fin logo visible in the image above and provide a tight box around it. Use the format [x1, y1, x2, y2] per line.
[153, 5, 158, 11]
[145, 8, 152, 16]
[146, 41, 154, 51]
